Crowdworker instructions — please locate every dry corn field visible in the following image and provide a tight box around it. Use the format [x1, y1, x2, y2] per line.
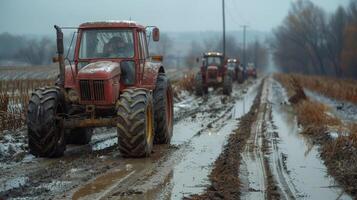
[0, 79, 54, 132]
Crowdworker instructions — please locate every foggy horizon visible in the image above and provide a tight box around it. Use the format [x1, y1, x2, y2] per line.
[0, 0, 350, 35]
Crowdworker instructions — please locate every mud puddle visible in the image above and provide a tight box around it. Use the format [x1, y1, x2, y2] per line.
[265, 79, 352, 199]
[68, 81, 260, 200]
[240, 79, 269, 200]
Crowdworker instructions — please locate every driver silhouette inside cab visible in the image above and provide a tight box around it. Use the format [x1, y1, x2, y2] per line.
[103, 36, 128, 58]
[103, 36, 135, 84]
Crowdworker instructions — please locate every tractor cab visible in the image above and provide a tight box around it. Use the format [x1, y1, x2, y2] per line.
[62, 21, 162, 107]
[202, 52, 225, 83]
[194, 52, 232, 96]
[227, 58, 244, 83]
[227, 58, 239, 71]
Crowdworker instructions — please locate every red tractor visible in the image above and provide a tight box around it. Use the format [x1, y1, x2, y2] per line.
[195, 52, 232, 96]
[27, 21, 174, 158]
[227, 58, 244, 84]
[246, 63, 257, 79]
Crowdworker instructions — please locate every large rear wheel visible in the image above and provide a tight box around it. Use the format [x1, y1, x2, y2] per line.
[116, 88, 154, 157]
[27, 87, 66, 158]
[153, 73, 174, 144]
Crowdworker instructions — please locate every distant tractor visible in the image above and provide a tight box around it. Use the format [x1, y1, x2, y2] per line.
[227, 58, 244, 84]
[195, 52, 232, 96]
[27, 21, 174, 158]
[246, 63, 257, 78]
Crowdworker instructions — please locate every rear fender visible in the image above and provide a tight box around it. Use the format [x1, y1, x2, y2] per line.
[142, 62, 164, 90]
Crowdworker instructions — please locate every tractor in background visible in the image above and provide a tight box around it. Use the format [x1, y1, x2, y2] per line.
[27, 21, 173, 158]
[246, 62, 257, 79]
[227, 58, 244, 84]
[195, 52, 232, 96]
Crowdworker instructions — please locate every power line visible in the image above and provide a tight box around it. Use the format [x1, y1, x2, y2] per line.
[230, 0, 250, 26]
[241, 25, 249, 80]
[222, 0, 226, 57]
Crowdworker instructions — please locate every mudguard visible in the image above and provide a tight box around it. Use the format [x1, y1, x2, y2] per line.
[142, 61, 164, 90]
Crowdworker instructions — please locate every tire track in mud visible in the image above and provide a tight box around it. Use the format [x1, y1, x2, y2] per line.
[188, 78, 293, 200]
[76, 85, 250, 200]
[241, 78, 300, 200]
[188, 80, 264, 200]
[0, 81, 257, 200]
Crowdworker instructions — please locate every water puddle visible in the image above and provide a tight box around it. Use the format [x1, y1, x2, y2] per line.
[170, 120, 237, 199]
[305, 89, 357, 123]
[232, 80, 259, 119]
[167, 82, 260, 199]
[72, 168, 136, 200]
[0, 176, 29, 193]
[270, 79, 352, 199]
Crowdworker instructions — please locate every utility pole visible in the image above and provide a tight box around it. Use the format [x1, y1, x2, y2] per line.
[241, 25, 248, 80]
[222, 0, 226, 57]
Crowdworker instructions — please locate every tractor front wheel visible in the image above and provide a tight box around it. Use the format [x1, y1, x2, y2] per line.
[237, 71, 244, 84]
[27, 87, 66, 158]
[223, 75, 233, 95]
[195, 73, 205, 96]
[116, 88, 154, 157]
[153, 73, 174, 144]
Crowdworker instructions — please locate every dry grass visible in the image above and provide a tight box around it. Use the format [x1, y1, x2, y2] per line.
[0, 79, 54, 132]
[171, 71, 196, 99]
[296, 100, 341, 128]
[275, 73, 357, 195]
[274, 73, 357, 104]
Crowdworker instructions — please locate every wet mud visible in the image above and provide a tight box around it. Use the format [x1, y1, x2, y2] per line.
[0, 79, 259, 199]
[1, 76, 352, 200]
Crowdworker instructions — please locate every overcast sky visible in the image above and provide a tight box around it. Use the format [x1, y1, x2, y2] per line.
[0, 0, 350, 35]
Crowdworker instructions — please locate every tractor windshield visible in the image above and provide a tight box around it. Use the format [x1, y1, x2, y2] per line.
[206, 56, 222, 66]
[227, 62, 237, 69]
[79, 29, 134, 59]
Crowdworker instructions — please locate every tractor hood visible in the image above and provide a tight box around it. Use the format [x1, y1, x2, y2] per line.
[207, 65, 219, 70]
[77, 61, 121, 80]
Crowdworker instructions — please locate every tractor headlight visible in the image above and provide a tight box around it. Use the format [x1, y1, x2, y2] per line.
[67, 89, 79, 103]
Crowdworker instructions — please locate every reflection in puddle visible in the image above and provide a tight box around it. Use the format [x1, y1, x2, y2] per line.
[168, 81, 260, 199]
[233, 81, 259, 119]
[270, 80, 352, 200]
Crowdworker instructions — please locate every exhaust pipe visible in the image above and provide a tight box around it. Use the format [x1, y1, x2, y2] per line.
[54, 25, 65, 88]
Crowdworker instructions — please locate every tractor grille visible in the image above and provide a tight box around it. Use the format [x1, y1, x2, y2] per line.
[79, 80, 105, 101]
[208, 70, 217, 79]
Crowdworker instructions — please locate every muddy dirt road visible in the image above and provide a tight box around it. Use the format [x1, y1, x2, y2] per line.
[0, 76, 353, 200]
[239, 78, 351, 200]
[0, 79, 259, 199]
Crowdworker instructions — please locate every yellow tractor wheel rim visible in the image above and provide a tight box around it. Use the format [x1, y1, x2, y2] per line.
[146, 104, 153, 144]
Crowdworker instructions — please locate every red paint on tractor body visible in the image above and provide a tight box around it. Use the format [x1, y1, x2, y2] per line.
[64, 21, 162, 108]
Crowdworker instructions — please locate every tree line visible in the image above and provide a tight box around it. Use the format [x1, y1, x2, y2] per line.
[0, 33, 56, 66]
[272, 0, 357, 78]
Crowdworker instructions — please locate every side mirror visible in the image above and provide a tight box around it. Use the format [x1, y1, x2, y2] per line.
[152, 27, 160, 42]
